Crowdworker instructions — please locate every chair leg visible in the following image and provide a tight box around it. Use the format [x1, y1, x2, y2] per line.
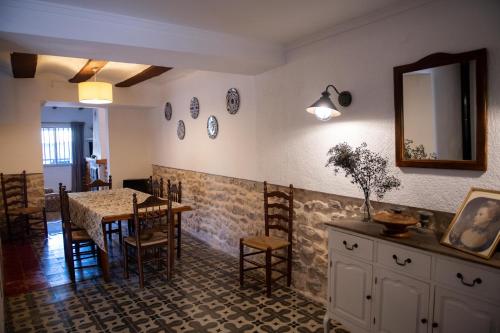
[287, 246, 292, 287]
[23, 215, 30, 237]
[239, 239, 244, 287]
[138, 249, 144, 288]
[75, 242, 81, 259]
[118, 221, 123, 245]
[42, 208, 48, 238]
[127, 219, 134, 236]
[123, 243, 129, 279]
[266, 248, 272, 297]
[68, 243, 76, 284]
[156, 248, 161, 271]
[6, 215, 12, 240]
[176, 213, 181, 259]
[108, 224, 112, 241]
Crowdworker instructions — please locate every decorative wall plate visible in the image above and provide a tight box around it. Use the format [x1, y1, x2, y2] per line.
[164, 102, 172, 120]
[226, 88, 240, 115]
[177, 120, 185, 140]
[207, 115, 218, 139]
[190, 97, 200, 119]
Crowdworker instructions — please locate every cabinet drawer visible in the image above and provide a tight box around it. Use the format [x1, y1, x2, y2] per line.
[435, 257, 500, 303]
[330, 230, 373, 261]
[376, 242, 431, 279]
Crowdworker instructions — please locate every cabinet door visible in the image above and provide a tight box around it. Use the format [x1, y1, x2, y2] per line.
[433, 287, 500, 333]
[373, 268, 430, 333]
[330, 252, 372, 329]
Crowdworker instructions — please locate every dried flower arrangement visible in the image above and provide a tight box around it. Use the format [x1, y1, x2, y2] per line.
[326, 142, 401, 221]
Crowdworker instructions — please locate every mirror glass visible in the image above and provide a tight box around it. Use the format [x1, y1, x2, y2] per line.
[402, 61, 476, 161]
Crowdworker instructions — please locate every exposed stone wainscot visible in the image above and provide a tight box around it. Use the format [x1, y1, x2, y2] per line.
[153, 164, 454, 303]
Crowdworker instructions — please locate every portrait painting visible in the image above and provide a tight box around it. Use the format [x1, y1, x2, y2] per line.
[441, 188, 500, 259]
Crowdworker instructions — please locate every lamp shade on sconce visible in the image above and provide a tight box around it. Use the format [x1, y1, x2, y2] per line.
[306, 91, 341, 121]
[306, 84, 352, 121]
[78, 81, 113, 104]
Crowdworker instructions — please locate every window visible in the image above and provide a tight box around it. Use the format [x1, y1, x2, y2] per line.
[41, 126, 72, 165]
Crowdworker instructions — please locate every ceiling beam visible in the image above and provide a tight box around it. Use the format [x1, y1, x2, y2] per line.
[115, 66, 172, 87]
[10, 52, 37, 78]
[68, 59, 108, 83]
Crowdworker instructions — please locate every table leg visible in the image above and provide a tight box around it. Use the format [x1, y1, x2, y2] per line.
[323, 313, 331, 333]
[101, 223, 111, 282]
[168, 218, 175, 279]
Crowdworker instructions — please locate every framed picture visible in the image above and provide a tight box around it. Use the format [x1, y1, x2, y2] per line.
[441, 187, 500, 259]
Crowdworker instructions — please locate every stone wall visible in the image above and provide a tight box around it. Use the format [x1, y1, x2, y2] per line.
[153, 164, 454, 303]
[0, 173, 45, 234]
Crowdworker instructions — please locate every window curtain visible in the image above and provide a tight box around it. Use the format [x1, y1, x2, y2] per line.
[71, 122, 85, 192]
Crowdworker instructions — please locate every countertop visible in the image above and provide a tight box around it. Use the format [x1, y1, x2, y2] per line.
[325, 219, 500, 270]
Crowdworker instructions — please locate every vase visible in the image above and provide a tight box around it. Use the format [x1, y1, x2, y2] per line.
[361, 193, 373, 222]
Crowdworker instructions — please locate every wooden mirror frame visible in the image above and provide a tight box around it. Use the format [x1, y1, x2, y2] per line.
[394, 48, 487, 170]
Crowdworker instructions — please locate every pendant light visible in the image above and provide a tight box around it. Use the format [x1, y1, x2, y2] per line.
[306, 84, 352, 121]
[78, 67, 113, 105]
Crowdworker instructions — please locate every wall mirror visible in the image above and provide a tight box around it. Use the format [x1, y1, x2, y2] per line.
[394, 49, 487, 170]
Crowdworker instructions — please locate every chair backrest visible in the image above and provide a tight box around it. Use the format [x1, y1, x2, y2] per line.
[263, 181, 294, 243]
[59, 184, 76, 278]
[167, 179, 182, 203]
[59, 185, 73, 245]
[86, 175, 112, 192]
[148, 176, 164, 197]
[58, 182, 65, 218]
[1, 171, 28, 215]
[132, 191, 173, 250]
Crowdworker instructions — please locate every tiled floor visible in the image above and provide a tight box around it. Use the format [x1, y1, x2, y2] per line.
[2, 214, 100, 296]
[4, 215, 348, 332]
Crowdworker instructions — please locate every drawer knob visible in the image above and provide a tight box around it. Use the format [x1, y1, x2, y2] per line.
[392, 254, 412, 266]
[342, 240, 358, 250]
[456, 272, 482, 287]
[421, 318, 427, 324]
[366, 295, 372, 300]
[432, 322, 439, 328]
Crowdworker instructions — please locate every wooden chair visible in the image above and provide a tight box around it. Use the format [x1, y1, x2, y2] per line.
[240, 181, 294, 297]
[148, 176, 164, 198]
[123, 192, 174, 288]
[167, 179, 182, 259]
[1, 171, 47, 239]
[85, 175, 122, 244]
[60, 185, 99, 285]
[85, 175, 112, 192]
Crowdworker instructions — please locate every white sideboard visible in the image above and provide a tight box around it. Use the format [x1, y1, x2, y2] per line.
[324, 220, 500, 333]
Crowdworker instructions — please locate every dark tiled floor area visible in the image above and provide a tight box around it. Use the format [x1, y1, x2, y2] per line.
[2, 214, 102, 296]
[4, 214, 348, 332]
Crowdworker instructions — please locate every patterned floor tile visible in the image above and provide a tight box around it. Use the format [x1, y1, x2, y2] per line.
[5, 228, 350, 332]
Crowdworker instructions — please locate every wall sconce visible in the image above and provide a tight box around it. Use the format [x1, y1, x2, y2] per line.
[306, 84, 352, 121]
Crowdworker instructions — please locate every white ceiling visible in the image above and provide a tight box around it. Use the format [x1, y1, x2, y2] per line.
[40, 0, 416, 45]
[0, 0, 431, 75]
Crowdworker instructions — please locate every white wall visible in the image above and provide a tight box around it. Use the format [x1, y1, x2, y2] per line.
[43, 165, 71, 191]
[150, 71, 258, 181]
[108, 106, 154, 188]
[154, 0, 500, 213]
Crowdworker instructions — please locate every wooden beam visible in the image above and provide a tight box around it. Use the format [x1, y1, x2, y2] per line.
[115, 66, 172, 87]
[10, 53, 37, 78]
[69, 59, 108, 83]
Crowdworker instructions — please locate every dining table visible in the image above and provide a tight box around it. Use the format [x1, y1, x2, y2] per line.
[68, 187, 192, 281]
